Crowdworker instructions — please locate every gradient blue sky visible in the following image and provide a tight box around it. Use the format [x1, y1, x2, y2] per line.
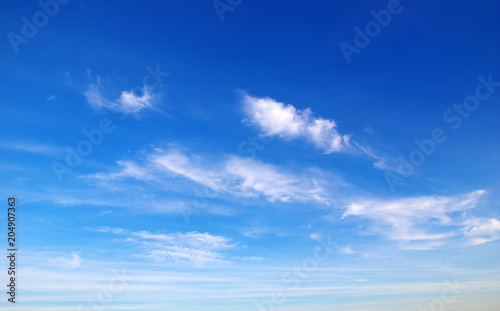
[1, 0, 499, 310]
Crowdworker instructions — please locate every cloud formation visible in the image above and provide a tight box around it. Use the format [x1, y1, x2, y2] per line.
[96, 227, 235, 265]
[240, 93, 399, 172]
[154, 150, 328, 203]
[50, 252, 82, 270]
[90, 146, 329, 204]
[84, 76, 157, 115]
[242, 93, 352, 153]
[0, 141, 64, 155]
[339, 245, 356, 255]
[343, 190, 490, 248]
[462, 218, 500, 246]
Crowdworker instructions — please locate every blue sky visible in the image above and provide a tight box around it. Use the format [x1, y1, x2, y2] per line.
[1, 0, 499, 310]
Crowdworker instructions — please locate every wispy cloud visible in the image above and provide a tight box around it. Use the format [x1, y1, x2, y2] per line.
[90, 160, 155, 182]
[241, 226, 290, 239]
[83, 76, 158, 115]
[88, 146, 330, 204]
[339, 245, 355, 255]
[0, 141, 64, 155]
[342, 190, 487, 248]
[96, 227, 129, 235]
[462, 218, 500, 246]
[50, 252, 82, 270]
[96, 227, 236, 265]
[310, 233, 324, 241]
[154, 151, 328, 202]
[224, 156, 326, 202]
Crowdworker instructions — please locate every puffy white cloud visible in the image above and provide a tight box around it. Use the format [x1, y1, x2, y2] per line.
[241, 93, 402, 173]
[242, 93, 351, 153]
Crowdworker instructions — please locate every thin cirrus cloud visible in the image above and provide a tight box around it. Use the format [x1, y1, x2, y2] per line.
[50, 252, 82, 270]
[0, 141, 64, 156]
[342, 190, 497, 248]
[83, 76, 158, 115]
[241, 93, 352, 154]
[90, 146, 330, 204]
[462, 218, 500, 246]
[339, 245, 356, 255]
[95, 227, 236, 265]
[154, 151, 328, 203]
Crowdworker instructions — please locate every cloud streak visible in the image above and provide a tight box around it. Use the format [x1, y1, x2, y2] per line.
[0, 141, 64, 155]
[89, 146, 330, 204]
[343, 190, 489, 248]
[50, 252, 82, 270]
[462, 218, 500, 246]
[96, 227, 235, 265]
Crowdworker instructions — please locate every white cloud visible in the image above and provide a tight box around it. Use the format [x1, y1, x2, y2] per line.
[89, 160, 154, 182]
[242, 93, 351, 153]
[241, 93, 400, 173]
[46, 94, 56, 101]
[84, 77, 157, 115]
[136, 243, 227, 265]
[152, 150, 221, 190]
[224, 156, 325, 202]
[402, 240, 446, 251]
[462, 218, 500, 246]
[149, 148, 328, 203]
[342, 190, 486, 247]
[97, 228, 235, 265]
[353, 142, 400, 172]
[240, 256, 265, 261]
[339, 245, 355, 255]
[95, 227, 129, 235]
[241, 226, 290, 239]
[0, 141, 63, 155]
[51, 253, 82, 270]
[310, 233, 323, 241]
[133, 231, 234, 250]
[241, 227, 267, 239]
[84, 146, 336, 209]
